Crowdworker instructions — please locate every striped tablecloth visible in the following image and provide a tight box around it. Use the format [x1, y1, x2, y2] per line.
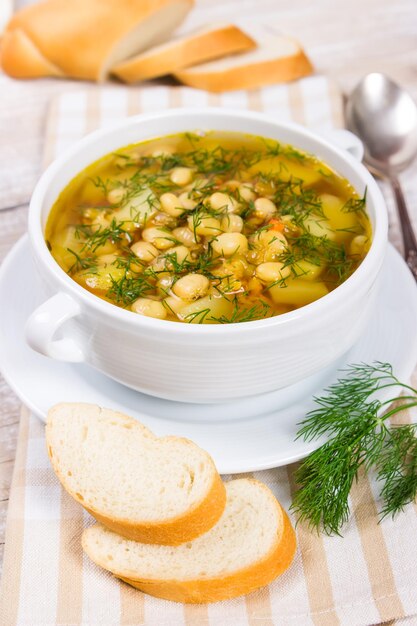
[1, 77, 417, 626]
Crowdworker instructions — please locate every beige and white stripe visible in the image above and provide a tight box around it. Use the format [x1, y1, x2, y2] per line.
[0, 77, 416, 625]
[41, 77, 344, 167]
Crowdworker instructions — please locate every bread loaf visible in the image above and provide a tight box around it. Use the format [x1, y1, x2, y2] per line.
[174, 31, 313, 92]
[1, 0, 194, 80]
[46, 403, 226, 545]
[113, 23, 255, 83]
[83, 479, 297, 603]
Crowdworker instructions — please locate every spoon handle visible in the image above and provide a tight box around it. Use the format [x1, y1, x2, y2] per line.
[390, 176, 417, 281]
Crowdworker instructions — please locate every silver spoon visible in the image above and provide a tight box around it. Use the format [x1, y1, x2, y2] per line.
[345, 72, 417, 279]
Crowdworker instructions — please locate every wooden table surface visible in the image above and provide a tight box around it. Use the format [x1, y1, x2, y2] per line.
[0, 0, 416, 575]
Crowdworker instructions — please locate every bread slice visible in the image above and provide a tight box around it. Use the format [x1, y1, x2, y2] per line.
[46, 403, 225, 545]
[82, 479, 297, 603]
[112, 23, 256, 83]
[174, 30, 313, 92]
[2, 0, 193, 81]
[0, 28, 64, 78]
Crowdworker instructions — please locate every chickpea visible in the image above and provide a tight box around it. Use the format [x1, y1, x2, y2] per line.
[150, 255, 170, 273]
[163, 295, 186, 315]
[225, 180, 241, 192]
[254, 197, 277, 220]
[221, 214, 243, 233]
[82, 208, 110, 227]
[256, 262, 291, 283]
[238, 183, 256, 203]
[154, 212, 177, 228]
[216, 274, 244, 295]
[172, 226, 199, 247]
[173, 273, 210, 300]
[170, 167, 193, 186]
[258, 230, 287, 248]
[142, 227, 175, 250]
[187, 215, 222, 237]
[130, 241, 158, 263]
[131, 298, 167, 320]
[160, 193, 183, 217]
[97, 253, 118, 266]
[223, 256, 250, 278]
[157, 275, 174, 296]
[264, 244, 287, 263]
[164, 245, 191, 265]
[212, 233, 248, 257]
[209, 192, 239, 213]
[179, 192, 197, 210]
[107, 187, 126, 205]
[254, 229, 288, 262]
[350, 235, 368, 256]
[90, 213, 112, 230]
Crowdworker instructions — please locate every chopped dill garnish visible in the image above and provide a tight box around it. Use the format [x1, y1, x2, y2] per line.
[209, 300, 272, 324]
[48, 130, 371, 323]
[67, 248, 98, 274]
[183, 308, 212, 324]
[341, 188, 367, 214]
[106, 271, 155, 305]
[74, 219, 132, 253]
[277, 231, 354, 284]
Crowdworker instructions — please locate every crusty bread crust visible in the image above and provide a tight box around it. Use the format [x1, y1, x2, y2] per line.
[82, 482, 297, 603]
[1, 28, 63, 78]
[118, 510, 296, 602]
[82, 469, 226, 545]
[113, 24, 256, 83]
[174, 46, 313, 92]
[2, 0, 194, 81]
[47, 404, 226, 545]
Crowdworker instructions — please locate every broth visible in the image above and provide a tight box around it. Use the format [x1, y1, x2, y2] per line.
[45, 131, 371, 323]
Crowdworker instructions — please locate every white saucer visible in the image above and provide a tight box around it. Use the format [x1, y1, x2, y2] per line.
[1, 236, 417, 473]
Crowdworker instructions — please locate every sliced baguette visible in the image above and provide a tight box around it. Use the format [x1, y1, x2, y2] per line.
[174, 31, 313, 92]
[0, 28, 63, 78]
[82, 479, 297, 603]
[113, 23, 256, 83]
[46, 403, 225, 545]
[2, 0, 193, 81]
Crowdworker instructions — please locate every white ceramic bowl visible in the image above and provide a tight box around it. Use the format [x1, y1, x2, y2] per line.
[25, 109, 388, 403]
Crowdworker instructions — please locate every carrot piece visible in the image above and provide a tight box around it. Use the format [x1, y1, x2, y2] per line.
[268, 218, 285, 232]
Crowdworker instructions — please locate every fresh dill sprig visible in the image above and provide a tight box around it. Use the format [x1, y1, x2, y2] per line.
[291, 362, 417, 535]
[376, 424, 417, 520]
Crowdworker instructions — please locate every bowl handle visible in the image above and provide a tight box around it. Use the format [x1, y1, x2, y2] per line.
[25, 292, 85, 362]
[320, 129, 364, 161]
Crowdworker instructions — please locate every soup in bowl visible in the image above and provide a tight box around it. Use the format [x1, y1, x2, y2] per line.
[26, 109, 387, 402]
[46, 131, 370, 324]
